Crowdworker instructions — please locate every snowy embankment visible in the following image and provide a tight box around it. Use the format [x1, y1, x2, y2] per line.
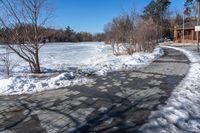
[80, 47, 164, 76]
[140, 45, 200, 133]
[0, 43, 163, 95]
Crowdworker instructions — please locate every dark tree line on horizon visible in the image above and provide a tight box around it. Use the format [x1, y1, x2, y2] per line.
[43, 26, 105, 42]
[0, 25, 105, 44]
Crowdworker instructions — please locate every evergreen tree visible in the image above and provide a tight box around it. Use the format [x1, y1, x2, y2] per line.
[142, 0, 171, 39]
[143, 0, 170, 21]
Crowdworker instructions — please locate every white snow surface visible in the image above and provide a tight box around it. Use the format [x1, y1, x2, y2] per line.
[0, 42, 163, 95]
[140, 45, 200, 133]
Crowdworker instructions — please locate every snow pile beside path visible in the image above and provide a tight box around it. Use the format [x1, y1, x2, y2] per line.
[140, 46, 200, 133]
[80, 47, 164, 76]
[0, 72, 92, 95]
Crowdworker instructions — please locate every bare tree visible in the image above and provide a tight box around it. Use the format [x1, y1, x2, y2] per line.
[0, 0, 52, 74]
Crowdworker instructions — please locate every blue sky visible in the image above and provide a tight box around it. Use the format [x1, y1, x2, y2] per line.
[49, 0, 185, 34]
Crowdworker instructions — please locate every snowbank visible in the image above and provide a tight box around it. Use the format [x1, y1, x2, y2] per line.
[80, 47, 164, 76]
[140, 46, 200, 133]
[0, 43, 164, 95]
[0, 72, 92, 95]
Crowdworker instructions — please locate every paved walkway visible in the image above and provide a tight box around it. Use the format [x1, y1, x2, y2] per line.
[0, 48, 190, 133]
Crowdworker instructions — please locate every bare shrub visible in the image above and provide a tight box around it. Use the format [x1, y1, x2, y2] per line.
[104, 12, 158, 55]
[104, 12, 138, 55]
[136, 18, 158, 52]
[0, 47, 19, 78]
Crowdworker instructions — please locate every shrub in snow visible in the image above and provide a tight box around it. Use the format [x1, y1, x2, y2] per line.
[0, 47, 19, 78]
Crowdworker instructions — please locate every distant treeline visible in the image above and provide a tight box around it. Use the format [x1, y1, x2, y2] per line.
[47, 26, 105, 42]
[0, 25, 105, 43]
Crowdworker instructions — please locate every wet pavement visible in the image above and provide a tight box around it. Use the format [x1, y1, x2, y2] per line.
[0, 48, 190, 133]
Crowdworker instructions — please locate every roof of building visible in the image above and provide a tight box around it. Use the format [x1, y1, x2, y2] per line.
[175, 21, 197, 29]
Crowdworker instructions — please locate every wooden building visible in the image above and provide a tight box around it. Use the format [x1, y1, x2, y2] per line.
[174, 22, 198, 43]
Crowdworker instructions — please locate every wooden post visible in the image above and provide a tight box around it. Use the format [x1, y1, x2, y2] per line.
[174, 27, 177, 42]
[192, 30, 195, 43]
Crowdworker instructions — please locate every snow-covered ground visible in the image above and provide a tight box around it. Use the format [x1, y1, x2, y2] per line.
[0, 42, 163, 95]
[140, 45, 200, 133]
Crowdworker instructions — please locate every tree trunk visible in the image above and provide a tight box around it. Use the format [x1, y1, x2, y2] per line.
[34, 50, 40, 74]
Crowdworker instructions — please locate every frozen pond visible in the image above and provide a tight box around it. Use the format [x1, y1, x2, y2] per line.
[40, 42, 113, 70]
